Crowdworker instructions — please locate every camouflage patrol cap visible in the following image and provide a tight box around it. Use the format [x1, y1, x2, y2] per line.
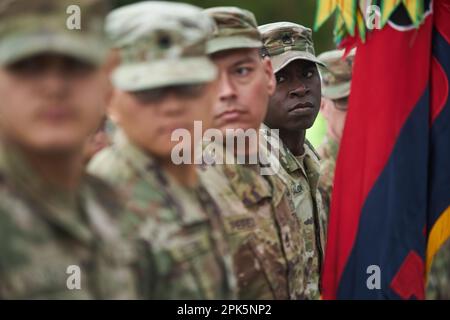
[0, 0, 110, 67]
[258, 22, 325, 73]
[318, 48, 356, 100]
[203, 6, 262, 55]
[107, 1, 217, 92]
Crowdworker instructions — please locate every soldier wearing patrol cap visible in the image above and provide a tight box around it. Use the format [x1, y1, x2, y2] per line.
[317, 48, 356, 214]
[258, 22, 328, 299]
[198, 7, 309, 300]
[88, 1, 236, 299]
[0, 0, 139, 299]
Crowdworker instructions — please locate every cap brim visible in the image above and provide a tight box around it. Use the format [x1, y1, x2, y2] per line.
[207, 36, 262, 55]
[322, 82, 351, 100]
[271, 50, 326, 73]
[0, 31, 108, 67]
[112, 57, 217, 91]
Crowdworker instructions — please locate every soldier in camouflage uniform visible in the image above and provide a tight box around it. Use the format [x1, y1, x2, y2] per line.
[0, 0, 139, 299]
[316, 48, 356, 214]
[258, 22, 328, 299]
[198, 7, 309, 299]
[88, 2, 236, 300]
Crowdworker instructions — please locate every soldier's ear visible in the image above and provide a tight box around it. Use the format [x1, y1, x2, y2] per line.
[320, 98, 326, 111]
[262, 56, 276, 96]
[320, 97, 333, 121]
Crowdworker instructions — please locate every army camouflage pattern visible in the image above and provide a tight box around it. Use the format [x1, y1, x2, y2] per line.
[88, 130, 236, 299]
[106, 1, 217, 91]
[317, 135, 339, 215]
[427, 238, 450, 299]
[317, 48, 356, 100]
[0, 144, 138, 299]
[0, 0, 109, 66]
[258, 22, 325, 73]
[198, 144, 308, 299]
[203, 6, 262, 54]
[261, 125, 327, 299]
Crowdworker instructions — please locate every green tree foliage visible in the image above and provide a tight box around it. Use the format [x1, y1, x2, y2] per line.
[112, 0, 336, 54]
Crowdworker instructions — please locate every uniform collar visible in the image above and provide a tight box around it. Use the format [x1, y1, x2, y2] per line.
[302, 141, 321, 193]
[113, 129, 160, 177]
[260, 127, 322, 193]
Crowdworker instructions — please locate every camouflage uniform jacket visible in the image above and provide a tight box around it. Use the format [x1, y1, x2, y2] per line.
[88, 130, 236, 299]
[262, 125, 327, 299]
[198, 145, 307, 300]
[0, 144, 138, 299]
[317, 134, 339, 216]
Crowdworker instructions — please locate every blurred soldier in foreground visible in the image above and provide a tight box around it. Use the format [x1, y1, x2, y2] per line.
[0, 0, 138, 299]
[259, 22, 328, 299]
[88, 1, 236, 299]
[198, 7, 308, 299]
[316, 48, 355, 214]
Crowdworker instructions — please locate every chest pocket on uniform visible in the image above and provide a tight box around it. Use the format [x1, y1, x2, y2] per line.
[148, 219, 226, 300]
[222, 204, 290, 300]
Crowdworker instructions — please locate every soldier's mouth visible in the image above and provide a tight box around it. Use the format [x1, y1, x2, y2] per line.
[288, 102, 314, 112]
[217, 110, 243, 122]
[39, 107, 76, 123]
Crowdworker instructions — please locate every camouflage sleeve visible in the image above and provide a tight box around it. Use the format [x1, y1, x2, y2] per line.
[0, 206, 14, 299]
[427, 238, 450, 299]
[318, 156, 335, 218]
[318, 185, 331, 219]
[0, 183, 33, 299]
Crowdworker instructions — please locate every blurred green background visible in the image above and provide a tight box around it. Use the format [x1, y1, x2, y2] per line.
[113, 0, 336, 54]
[113, 0, 336, 147]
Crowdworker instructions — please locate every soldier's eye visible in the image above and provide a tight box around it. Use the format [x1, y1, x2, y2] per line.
[235, 66, 252, 77]
[131, 84, 206, 103]
[132, 89, 165, 103]
[174, 84, 205, 98]
[62, 59, 95, 76]
[7, 55, 94, 77]
[8, 59, 43, 74]
[303, 66, 317, 79]
[304, 69, 314, 79]
[276, 74, 286, 84]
